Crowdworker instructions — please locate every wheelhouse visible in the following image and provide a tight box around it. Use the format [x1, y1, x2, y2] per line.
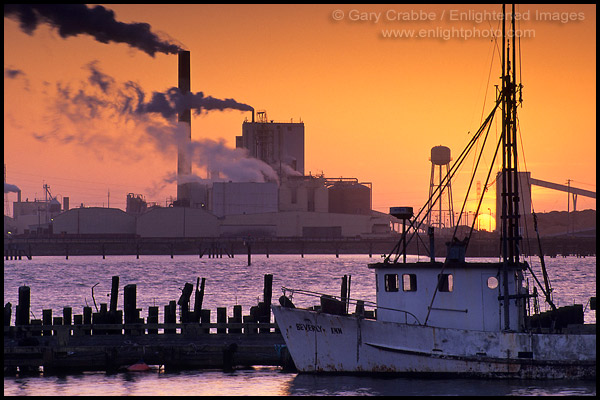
[369, 260, 528, 332]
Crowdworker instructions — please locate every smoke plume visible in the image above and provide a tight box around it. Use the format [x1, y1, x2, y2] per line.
[4, 183, 20, 193]
[4, 4, 183, 57]
[4, 67, 25, 79]
[31, 62, 276, 184]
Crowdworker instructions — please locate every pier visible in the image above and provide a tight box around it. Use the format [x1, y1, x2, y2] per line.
[4, 234, 596, 261]
[4, 274, 296, 374]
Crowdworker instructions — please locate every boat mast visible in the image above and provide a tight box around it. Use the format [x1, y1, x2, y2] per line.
[500, 4, 521, 330]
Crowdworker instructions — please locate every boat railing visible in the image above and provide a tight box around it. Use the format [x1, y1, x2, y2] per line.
[280, 287, 422, 325]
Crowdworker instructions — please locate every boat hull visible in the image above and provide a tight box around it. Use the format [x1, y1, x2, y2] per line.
[272, 306, 596, 379]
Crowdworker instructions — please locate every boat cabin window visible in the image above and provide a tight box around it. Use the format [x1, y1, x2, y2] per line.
[487, 276, 498, 289]
[384, 274, 399, 292]
[437, 274, 453, 292]
[402, 274, 417, 292]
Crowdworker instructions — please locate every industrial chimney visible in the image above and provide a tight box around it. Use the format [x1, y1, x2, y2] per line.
[177, 50, 192, 206]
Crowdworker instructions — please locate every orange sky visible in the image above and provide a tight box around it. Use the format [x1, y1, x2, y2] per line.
[4, 4, 596, 222]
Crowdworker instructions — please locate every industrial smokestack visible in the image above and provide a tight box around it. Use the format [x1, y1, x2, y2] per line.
[177, 50, 192, 205]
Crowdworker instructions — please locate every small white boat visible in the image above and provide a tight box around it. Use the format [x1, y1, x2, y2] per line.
[272, 4, 596, 379]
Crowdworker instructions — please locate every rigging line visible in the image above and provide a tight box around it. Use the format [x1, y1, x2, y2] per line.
[389, 96, 502, 263]
[390, 100, 501, 263]
[570, 180, 596, 188]
[481, 20, 500, 125]
[450, 101, 500, 231]
[464, 120, 503, 245]
[391, 112, 491, 263]
[517, 4, 523, 105]
[471, 20, 501, 179]
[417, 99, 500, 226]
[515, 117, 555, 310]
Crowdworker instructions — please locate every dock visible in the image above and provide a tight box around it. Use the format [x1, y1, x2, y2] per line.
[4, 274, 295, 374]
[5, 234, 596, 261]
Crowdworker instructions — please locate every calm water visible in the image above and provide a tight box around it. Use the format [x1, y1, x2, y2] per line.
[4, 254, 596, 396]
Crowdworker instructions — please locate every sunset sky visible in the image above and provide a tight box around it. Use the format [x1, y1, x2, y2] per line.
[4, 4, 596, 227]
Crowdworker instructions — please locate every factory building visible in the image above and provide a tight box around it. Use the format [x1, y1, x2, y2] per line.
[52, 207, 135, 235]
[279, 175, 328, 213]
[10, 189, 65, 234]
[37, 111, 395, 238]
[237, 110, 305, 176]
[211, 182, 278, 217]
[137, 207, 219, 237]
[221, 210, 393, 238]
[126, 193, 147, 215]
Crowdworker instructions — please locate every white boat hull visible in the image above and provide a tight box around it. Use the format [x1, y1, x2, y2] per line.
[272, 306, 596, 379]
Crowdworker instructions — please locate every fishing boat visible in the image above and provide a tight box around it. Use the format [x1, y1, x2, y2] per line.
[271, 5, 596, 379]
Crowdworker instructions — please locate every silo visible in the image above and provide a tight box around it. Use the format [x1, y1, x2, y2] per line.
[328, 181, 371, 215]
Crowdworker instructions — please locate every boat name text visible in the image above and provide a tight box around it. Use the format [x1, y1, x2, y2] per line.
[296, 323, 343, 334]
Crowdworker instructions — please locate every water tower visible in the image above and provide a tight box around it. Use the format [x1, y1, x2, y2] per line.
[427, 146, 455, 230]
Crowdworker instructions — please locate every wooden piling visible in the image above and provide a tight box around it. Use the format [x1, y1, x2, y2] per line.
[264, 274, 273, 312]
[99, 303, 109, 334]
[217, 307, 227, 334]
[355, 300, 365, 316]
[31, 319, 42, 336]
[5, 275, 293, 372]
[164, 302, 176, 334]
[109, 276, 119, 313]
[200, 309, 211, 334]
[73, 315, 83, 336]
[340, 275, 348, 305]
[17, 286, 30, 326]
[247, 242, 252, 266]
[52, 317, 63, 336]
[83, 306, 92, 335]
[243, 315, 257, 334]
[63, 307, 72, 326]
[178, 282, 194, 323]
[4, 302, 12, 327]
[148, 306, 159, 334]
[230, 305, 242, 333]
[193, 278, 205, 322]
[124, 284, 137, 334]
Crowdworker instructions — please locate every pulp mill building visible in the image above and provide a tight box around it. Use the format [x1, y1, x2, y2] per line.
[5, 51, 400, 239]
[6, 113, 399, 239]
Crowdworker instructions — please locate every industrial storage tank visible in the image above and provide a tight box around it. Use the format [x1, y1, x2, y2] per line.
[430, 145, 452, 165]
[328, 181, 371, 215]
